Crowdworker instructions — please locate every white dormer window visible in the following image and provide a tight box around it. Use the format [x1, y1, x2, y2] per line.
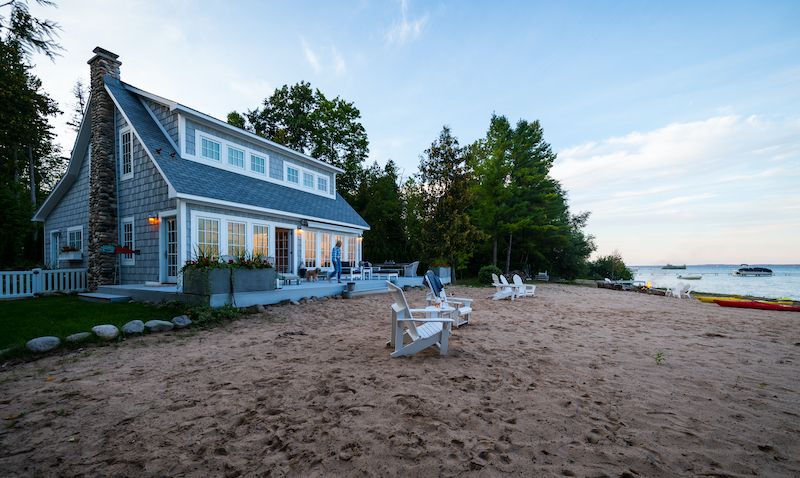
[228, 146, 245, 168]
[251, 154, 266, 174]
[120, 128, 133, 180]
[303, 172, 314, 188]
[201, 137, 221, 161]
[317, 176, 328, 192]
[287, 166, 299, 183]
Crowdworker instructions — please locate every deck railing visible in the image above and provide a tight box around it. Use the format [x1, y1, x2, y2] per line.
[0, 268, 88, 299]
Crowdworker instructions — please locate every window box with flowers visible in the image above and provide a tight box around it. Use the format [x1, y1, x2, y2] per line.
[58, 245, 83, 262]
[181, 253, 276, 296]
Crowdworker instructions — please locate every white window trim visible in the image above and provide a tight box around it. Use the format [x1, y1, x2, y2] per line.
[227, 145, 245, 169]
[250, 153, 267, 175]
[119, 127, 133, 181]
[184, 129, 335, 199]
[285, 164, 300, 184]
[226, 220, 248, 256]
[284, 161, 331, 195]
[66, 225, 83, 253]
[121, 217, 135, 266]
[199, 135, 222, 161]
[189, 210, 296, 266]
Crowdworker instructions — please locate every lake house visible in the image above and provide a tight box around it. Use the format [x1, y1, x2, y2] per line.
[33, 48, 369, 290]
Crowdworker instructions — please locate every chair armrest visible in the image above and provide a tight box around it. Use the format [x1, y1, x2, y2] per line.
[448, 297, 473, 305]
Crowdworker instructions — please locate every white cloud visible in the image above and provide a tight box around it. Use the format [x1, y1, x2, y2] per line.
[301, 37, 322, 73]
[552, 115, 800, 263]
[385, 0, 428, 45]
[331, 46, 346, 75]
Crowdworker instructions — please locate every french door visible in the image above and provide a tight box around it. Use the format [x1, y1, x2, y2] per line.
[162, 216, 178, 283]
[275, 228, 291, 273]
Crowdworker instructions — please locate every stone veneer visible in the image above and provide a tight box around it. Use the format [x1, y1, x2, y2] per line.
[87, 47, 121, 290]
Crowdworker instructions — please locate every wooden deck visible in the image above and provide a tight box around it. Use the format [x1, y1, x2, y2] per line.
[97, 276, 432, 308]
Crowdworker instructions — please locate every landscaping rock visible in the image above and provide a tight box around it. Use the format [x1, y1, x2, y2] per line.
[144, 320, 174, 333]
[26, 336, 60, 353]
[122, 320, 145, 335]
[171, 315, 192, 329]
[290, 299, 300, 306]
[66, 332, 92, 343]
[256, 304, 266, 313]
[92, 324, 119, 341]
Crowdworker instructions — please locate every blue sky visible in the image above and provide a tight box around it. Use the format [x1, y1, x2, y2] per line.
[31, 0, 800, 264]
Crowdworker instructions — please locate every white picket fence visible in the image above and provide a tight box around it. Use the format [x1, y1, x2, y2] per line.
[0, 268, 88, 299]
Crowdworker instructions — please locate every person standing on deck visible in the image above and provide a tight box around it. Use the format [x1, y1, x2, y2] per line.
[328, 239, 343, 283]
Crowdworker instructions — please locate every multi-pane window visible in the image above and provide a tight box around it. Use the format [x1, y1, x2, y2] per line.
[197, 218, 219, 257]
[120, 130, 132, 178]
[304, 231, 317, 268]
[121, 219, 134, 265]
[318, 176, 328, 192]
[67, 228, 82, 251]
[201, 137, 221, 161]
[227, 221, 246, 256]
[287, 166, 299, 183]
[251, 154, 266, 174]
[228, 146, 245, 168]
[347, 236, 357, 264]
[320, 233, 331, 267]
[253, 225, 269, 257]
[303, 172, 314, 188]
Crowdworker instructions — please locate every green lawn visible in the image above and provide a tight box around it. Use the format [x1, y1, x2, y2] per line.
[0, 295, 186, 352]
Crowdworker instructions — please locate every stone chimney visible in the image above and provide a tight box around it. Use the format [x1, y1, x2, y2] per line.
[87, 47, 121, 290]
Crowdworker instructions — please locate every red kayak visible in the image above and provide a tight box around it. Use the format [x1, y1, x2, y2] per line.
[715, 300, 800, 312]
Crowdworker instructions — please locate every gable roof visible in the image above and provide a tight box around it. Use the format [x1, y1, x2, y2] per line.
[37, 76, 368, 229]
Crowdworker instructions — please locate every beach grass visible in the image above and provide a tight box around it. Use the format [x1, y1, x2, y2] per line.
[0, 295, 185, 352]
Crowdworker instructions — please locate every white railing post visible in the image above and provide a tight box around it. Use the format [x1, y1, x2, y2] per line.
[31, 268, 43, 294]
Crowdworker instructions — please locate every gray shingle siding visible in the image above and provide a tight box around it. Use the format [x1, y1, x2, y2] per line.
[144, 99, 179, 146]
[116, 109, 175, 284]
[43, 145, 91, 268]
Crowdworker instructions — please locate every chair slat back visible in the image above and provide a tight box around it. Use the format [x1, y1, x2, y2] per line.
[500, 274, 510, 285]
[387, 281, 423, 338]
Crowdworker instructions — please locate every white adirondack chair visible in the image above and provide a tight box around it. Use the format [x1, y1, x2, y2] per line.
[386, 281, 454, 357]
[512, 274, 536, 297]
[491, 273, 502, 292]
[492, 274, 517, 301]
[424, 271, 472, 327]
[666, 283, 692, 299]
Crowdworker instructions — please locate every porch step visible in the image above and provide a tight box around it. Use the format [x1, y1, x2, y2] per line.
[78, 292, 132, 303]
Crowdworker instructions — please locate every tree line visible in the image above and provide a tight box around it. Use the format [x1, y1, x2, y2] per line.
[229, 87, 596, 280]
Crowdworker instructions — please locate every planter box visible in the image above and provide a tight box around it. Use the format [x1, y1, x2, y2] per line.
[431, 266, 452, 283]
[182, 268, 276, 296]
[58, 251, 83, 261]
[182, 269, 231, 295]
[233, 268, 276, 292]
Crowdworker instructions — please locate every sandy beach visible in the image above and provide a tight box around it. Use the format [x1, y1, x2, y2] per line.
[1, 284, 798, 477]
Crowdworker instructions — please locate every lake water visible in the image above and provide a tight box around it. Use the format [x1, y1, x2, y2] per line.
[632, 265, 800, 300]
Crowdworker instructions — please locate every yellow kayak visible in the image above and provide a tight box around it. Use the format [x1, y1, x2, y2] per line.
[695, 296, 794, 305]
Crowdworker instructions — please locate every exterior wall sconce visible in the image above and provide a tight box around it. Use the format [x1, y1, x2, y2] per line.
[147, 216, 160, 225]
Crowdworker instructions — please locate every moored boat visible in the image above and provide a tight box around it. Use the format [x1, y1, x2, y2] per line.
[662, 264, 686, 270]
[733, 266, 773, 277]
[677, 274, 702, 280]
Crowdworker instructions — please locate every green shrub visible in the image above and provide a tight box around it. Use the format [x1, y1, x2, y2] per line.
[588, 252, 633, 280]
[478, 265, 503, 285]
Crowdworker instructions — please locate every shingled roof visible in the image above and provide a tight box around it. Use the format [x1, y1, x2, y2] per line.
[104, 76, 369, 229]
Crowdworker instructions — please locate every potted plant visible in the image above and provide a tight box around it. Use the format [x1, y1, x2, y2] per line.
[58, 245, 82, 261]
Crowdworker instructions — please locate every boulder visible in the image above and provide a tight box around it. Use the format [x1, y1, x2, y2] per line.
[256, 304, 266, 313]
[65, 332, 92, 343]
[171, 315, 193, 329]
[122, 320, 145, 335]
[92, 324, 119, 341]
[26, 336, 61, 353]
[290, 299, 300, 306]
[144, 320, 174, 333]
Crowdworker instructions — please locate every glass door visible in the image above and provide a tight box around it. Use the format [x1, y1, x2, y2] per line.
[275, 228, 291, 273]
[162, 216, 178, 283]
